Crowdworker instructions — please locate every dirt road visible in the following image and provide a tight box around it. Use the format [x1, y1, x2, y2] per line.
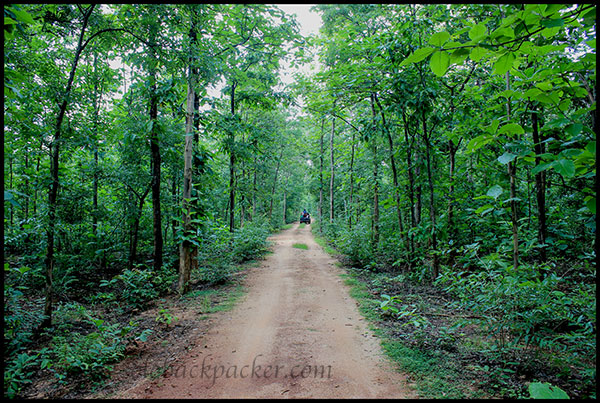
[117, 223, 415, 398]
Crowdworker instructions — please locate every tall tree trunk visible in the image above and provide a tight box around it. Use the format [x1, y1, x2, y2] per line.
[329, 114, 335, 224]
[269, 146, 283, 222]
[348, 130, 355, 229]
[228, 82, 237, 233]
[42, 5, 95, 329]
[282, 174, 289, 226]
[531, 105, 547, 262]
[319, 118, 324, 232]
[370, 95, 379, 250]
[178, 68, 196, 294]
[148, 23, 163, 273]
[506, 72, 519, 270]
[374, 94, 405, 245]
[252, 151, 257, 221]
[402, 111, 416, 256]
[422, 109, 439, 279]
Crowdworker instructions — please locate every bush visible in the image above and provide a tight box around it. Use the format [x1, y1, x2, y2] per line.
[193, 221, 270, 285]
[99, 265, 176, 309]
[436, 261, 596, 363]
[335, 221, 374, 267]
[232, 223, 270, 263]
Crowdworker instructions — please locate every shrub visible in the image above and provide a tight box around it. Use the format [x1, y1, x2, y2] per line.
[232, 223, 270, 263]
[100, 265, 176, 309]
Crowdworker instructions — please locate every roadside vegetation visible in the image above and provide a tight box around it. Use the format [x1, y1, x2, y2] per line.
[312, 221, 595, 399]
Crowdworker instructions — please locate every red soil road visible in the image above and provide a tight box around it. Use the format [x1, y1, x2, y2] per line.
[116, 223, 416, 399]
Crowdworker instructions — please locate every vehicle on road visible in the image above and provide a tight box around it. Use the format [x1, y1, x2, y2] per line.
[300, 211, 311, 224]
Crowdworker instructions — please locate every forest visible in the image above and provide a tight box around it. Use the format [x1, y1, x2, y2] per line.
[3, 3, 596, 399]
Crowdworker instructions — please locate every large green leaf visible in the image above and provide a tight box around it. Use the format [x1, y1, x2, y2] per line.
[469, 23, 487, 41]
[493, 52, 515, 75]
[497, 152, 516, 165]
[469, 46, 487, 62]
[553, 159, 575, 178]
[528, 382, 569, 399]
[400, 47, 436, 67]
[498, 123, 525, 136]
[486, 185, 503, 199]
[428, 31, 450, 47]
[429, 50, 450, 77]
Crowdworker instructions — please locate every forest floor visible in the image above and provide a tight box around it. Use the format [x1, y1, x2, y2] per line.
[96, 222, 416, 399]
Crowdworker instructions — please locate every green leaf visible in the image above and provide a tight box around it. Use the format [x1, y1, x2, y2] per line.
[565, 123, 583, 137]
[553, 159, 575, 178]
[469, 46, 487, 62]
[486, 185, 503, 199]
[498, 123, 525, 136]
[400, 47, 436, 66]
[498, 152, 516, 165]
[528, 382, 569, 399]
[532, 161, 554, 175]
[467, 134, 493, 153]
[428, 31, 450, 47]
[541, 18, 564, 28]
[469, 23, 487, 41]
[429, 50, 450, 77]
[493, 52, 515, 75]
[475, 204, 494, 215]
[585, 196, 596, 214]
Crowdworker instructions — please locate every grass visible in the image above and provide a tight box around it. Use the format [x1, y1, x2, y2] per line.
[312, 233, 338, 255]
[281, 223, 294, 230]
[298, 223, 306, 229]
[292, 243, 308, 250]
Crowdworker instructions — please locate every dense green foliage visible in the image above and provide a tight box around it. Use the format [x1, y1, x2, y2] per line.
[3, 3, 596, 399]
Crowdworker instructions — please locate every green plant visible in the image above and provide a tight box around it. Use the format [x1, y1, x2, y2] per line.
[379, 294, 402, 315]
[528, 382, 569, 399]
[100, 265, 176, 309]
[3, 352, 37, 398]
[292, 243, 308, 250]
[155, 308, 179, 327]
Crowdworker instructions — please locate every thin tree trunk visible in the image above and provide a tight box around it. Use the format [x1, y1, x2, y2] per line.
[228, 82, 237, 233]
[506, 72, 519, 270]
[402, 111, 416, 256]
[374, 94, 404, 243]
[348, 130, 355, 229]
[370, 95, 379, 250]
[269, 146, 284, 221]
[178, 67, 196, 293]
[422, 109, 439, 279]
[531, 106, 547, 262]
[148, 22, 163, 273]
[319, 118, 324, 232]
[329, 114, 335, 224]
[42, 5, 95, 329]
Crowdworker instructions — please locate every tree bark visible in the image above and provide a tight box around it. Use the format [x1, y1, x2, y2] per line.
[229, 82, 237, 233]
[319, 118, 324, 232]
[506, 72, 519, 270]
[178, 70, 196, 293]
[329, 114, 335, 224]
[374, 94, 405, 244]
[531, 106, 547, 262]
[269, 145, 283, 221]
[370, 95, 379, 250]
[422, 108, 439, 279]
[402, 111, 416, 256]
[148, 21, 163, 273]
